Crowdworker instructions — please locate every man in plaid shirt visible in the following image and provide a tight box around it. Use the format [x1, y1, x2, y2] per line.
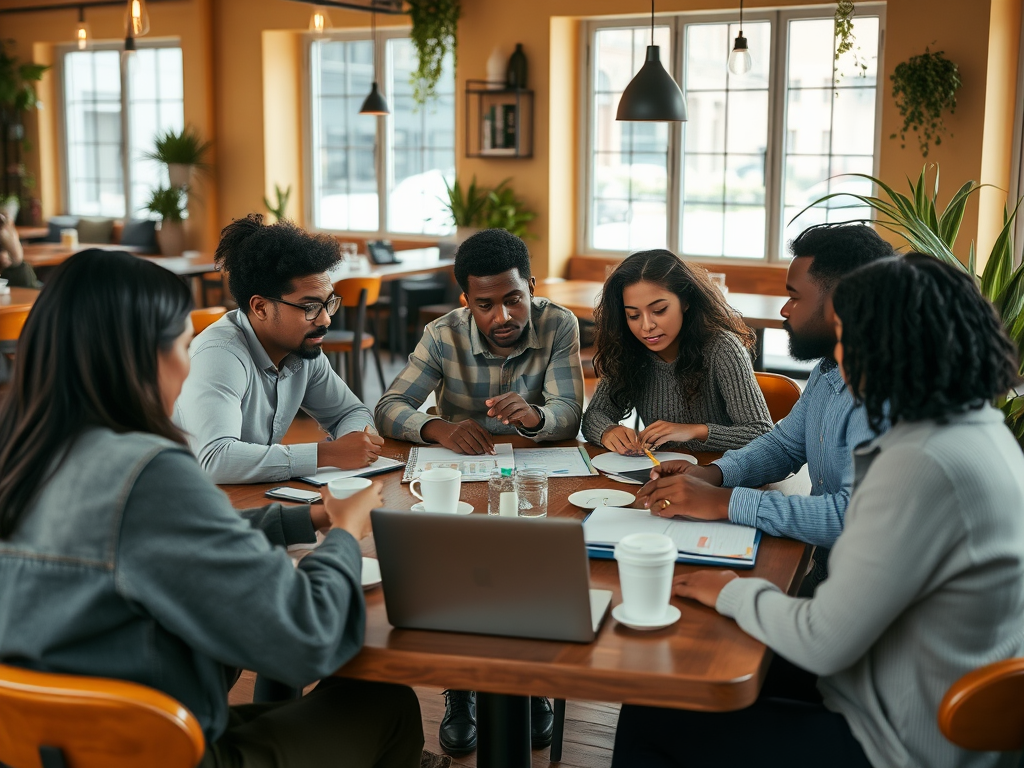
[375, 228, 584, 456]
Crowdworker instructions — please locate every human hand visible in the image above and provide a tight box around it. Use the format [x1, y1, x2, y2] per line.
[649, 462, 723, 486]
[321, 481, 383, 540]
[601, 425, 644, 456]
[485, 392, 540, 429]
[319, 426, 384, 469]
[638, 421, 706, 450]
[673, 570, 739, 608]
[637, 473, 732, 520]
[422, 418, 495, 455]
[0, 215, 20, 267]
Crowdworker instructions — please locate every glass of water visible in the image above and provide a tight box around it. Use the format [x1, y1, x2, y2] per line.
[515, 468, 548, 518]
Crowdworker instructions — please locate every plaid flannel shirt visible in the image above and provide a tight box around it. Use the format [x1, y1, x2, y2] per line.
[375, 298, 584, 443]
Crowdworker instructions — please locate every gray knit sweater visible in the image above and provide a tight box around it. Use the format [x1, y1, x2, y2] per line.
[581, 331, 773, 452]
[717, 407, 1024, 768]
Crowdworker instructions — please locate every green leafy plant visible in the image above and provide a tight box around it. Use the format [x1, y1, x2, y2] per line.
[440, 176, 535, 238]
[832, 1, 867, 89]
[144, 185, 187, 223]
[441, 176, 489, 228]
[143, 125, 212, 168]
[0, 40, 48, 115]
[406, 0, 460, 105]
[264, 183, 292, 222]
[889, 48, 961, 157]
[793, 165, 1024, 446]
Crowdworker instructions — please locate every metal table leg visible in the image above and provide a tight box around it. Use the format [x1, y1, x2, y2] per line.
[476, 692, 531, 768]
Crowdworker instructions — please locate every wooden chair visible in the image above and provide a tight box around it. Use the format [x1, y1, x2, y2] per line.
[0, 663, 205, 768]
[190, 306, 227, 334]
[938, 658, 1024, 752]
[321, 276, 386, 402]
[755, 371, 802, 423]
[0, 306, 30, 345]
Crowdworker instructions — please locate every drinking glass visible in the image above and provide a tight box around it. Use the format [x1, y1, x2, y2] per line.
[488, 467, 516, 516]
[515, 468, 548, 518]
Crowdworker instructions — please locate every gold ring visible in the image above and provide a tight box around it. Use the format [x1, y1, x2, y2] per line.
[661, 499, 671, 509]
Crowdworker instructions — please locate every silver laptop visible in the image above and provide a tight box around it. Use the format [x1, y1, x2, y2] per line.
[371, 510, 613, 643]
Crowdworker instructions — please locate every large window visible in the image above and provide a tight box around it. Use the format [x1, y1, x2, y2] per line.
[584, 7, 884, 261]
[61, 44, 184, 218]
[308, 30, 455, 236]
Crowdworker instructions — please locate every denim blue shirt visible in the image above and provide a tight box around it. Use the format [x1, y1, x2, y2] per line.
[713, 360, 877, 547]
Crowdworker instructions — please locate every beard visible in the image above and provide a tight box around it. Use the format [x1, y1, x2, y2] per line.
[783, 320, 835, 362]
[296, 325, 329, 360]
[487, 323, 525, 348]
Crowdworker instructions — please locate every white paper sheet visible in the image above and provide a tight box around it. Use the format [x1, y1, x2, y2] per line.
[583, 506, 757, 559]
[404, 443, 515, 482]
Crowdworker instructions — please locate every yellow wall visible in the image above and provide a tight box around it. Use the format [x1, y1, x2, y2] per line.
[2, 0, 1022, 274]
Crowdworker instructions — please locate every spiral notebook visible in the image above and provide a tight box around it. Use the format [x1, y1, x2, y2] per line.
[401, 444, 516, 482]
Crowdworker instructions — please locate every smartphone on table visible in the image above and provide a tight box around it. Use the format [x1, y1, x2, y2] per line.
[265, 487, 322, 503]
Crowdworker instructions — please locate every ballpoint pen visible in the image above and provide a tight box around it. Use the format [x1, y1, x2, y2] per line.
[644, 448, 661, 467]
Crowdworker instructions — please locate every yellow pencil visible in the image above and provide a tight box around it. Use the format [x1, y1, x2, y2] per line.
[644, 448, 660, 467]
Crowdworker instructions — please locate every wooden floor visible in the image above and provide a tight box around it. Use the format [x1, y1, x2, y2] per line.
[228, 671, 618, 767]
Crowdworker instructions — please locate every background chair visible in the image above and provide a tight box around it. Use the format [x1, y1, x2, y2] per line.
[322, 276, 386, 402]
[190, 306, 227, 334]
[0, 663, 205, 768]
[938, 657, 1024, 752]
[755, 371, 802, 423]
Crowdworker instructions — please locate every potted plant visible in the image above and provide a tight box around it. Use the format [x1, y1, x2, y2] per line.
[440, 176, 536, 241]
[145, 185, 187, 256]
[0, 41, 49, 214]
[441, 176, 488, 241]
[889, 48, 961, 157]
[482, 179, 536, 239]
[794, 165, 1024, 448]
[144, 125, 212, 188]
[264, 183, 292, 222]
[406, 0, 460, 105]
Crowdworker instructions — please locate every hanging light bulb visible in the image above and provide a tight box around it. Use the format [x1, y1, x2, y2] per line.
[309, 6, 332, 36]
[124, 0, 150, 38]
[360, 5, 390, 115]
[75, 7, 91, 51]
[728, 0, 753, 76]
[616, 0, 687, 122]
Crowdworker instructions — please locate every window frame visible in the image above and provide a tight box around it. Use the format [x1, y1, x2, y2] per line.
[302, 27, 455, 240]
[579, 5, 886, 264]
[55, 38, 183, 219]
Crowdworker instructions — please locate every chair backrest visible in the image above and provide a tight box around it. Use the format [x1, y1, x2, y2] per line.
[0, 306, 31, 344]
[754, 372, 802, 423]
[0, 663, 205, 768]
[190, 306, 227, 334]
[938, 658, 1024, 752]
[334, 276, 382, 308]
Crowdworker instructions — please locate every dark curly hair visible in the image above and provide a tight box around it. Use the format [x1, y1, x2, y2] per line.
[791, 223, 895, 291]
[214, 213, 342, 313]
[833, 253, 1021, 433]
[592, 250, 755, 408]
[454, 228, 532, 293]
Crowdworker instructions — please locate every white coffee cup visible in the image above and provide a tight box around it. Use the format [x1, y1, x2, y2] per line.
[614, 533, 677, 623]
[410, 467, 462, 514]
[327, 477, 372, 499]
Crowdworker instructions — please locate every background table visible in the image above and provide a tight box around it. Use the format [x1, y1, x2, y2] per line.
[0, 287, 39, 310]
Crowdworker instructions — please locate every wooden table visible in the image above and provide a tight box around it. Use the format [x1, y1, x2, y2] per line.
[0, 287, 40, 310]
[15, 226, 48, 242]
[536, 280, 788, 370]
[222, 438, 808, 721]
[22, 242, 149, 268]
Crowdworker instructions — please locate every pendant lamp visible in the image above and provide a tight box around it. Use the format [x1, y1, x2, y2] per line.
[309, 6, 331, 36]
[359, 4, 390, 116]
[728, 0, 753, 76]
[124, 0, 150, 37]
[616, 0, 686, 122]
[75, 7, 90, 50]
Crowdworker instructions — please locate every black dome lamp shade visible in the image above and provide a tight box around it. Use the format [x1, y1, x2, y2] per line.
[359, 4, 390, 116]
[616, 0, 687, 122]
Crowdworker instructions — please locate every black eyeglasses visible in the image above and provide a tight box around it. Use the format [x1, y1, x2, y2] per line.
[268, 295, 342, 321]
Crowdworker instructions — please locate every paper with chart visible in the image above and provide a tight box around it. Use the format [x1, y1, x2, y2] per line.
[512, 446, 597, 477]
[583, 506, 757, 559]
[402, 443, 515, 482]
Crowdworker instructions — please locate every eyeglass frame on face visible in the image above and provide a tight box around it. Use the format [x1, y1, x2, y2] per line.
[265, 294, 342, 321]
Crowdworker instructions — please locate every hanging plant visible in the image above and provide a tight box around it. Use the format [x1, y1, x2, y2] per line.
[832, 1, 868, 90]
[889, 47, 961, 157]
[406, 0, 460, 105]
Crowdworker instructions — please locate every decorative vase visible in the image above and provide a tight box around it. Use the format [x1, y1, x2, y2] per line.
[507, 44, 527, 89]
[167, 163, 192, 188]
[156, 220, 186, 256]
[486, 47, 506, 88]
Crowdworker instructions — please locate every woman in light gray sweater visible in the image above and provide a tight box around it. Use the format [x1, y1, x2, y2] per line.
[582, 249, 771, 454]
[614, 253, 1024, 767]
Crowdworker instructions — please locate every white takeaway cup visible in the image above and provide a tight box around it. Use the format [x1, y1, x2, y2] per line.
[327, 477, 372, 499]
[614, 533, 677, 623]
[410, 467, 462, 514]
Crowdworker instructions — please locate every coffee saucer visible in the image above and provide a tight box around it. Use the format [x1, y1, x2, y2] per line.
[568, 489, 636, 509]
[411, 501, 473, 515]
[611, 603, 682, 631]
[361, 557, 382, 589]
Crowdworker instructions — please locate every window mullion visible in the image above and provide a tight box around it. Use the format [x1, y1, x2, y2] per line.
[376, 35, 388, 237]
[765, 12, 786, 263]
[667, 17, 682, 254]
[120, 54, 132, 219]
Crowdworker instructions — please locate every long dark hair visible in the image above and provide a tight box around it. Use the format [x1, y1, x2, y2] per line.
[0, 249, 193, 537]
[592, 250, 755, 408]
[833, 253, 1020, 433]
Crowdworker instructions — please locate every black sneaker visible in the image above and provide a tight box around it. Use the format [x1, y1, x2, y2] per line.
[530, 696, 554, 749]
[439, 690, 477, 756]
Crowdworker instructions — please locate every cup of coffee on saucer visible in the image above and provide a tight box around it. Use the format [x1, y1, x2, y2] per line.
[612, 532, 682, 631]
[410, 467, 471, 515]
[327, 477, 372, 499]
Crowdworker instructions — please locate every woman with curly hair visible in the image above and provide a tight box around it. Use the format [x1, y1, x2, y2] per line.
[615, 253, 1024, 768]
[582, 249, 772, 454]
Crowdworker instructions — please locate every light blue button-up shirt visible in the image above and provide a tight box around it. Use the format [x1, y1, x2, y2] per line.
[174, 309, 374, 484]
[713, 360, 877, 548]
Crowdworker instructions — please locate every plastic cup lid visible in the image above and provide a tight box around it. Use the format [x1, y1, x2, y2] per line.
[614, 532, 677, 562]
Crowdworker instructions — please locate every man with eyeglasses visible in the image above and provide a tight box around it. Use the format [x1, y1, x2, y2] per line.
[175, 214, 383, 484]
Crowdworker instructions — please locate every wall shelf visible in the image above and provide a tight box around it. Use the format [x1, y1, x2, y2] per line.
[465, 80, 534, 159]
